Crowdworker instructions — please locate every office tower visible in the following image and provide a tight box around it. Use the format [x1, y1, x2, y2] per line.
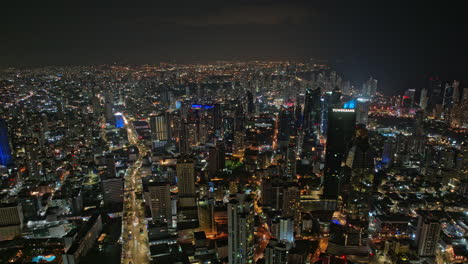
[278, 106, 295, 150]
[105, 155, 117, 178]
[177, 156, 195, 196]
[303, 87, 321, 136]
[197, 198, 215, 234]
[208, 143, 225, 176]
[370, 77, 378, 95]
[344, 125, 374, 216]
[265, 239, 289, 264]
[401, 95, 412, 109]
[164, 111, 173, 141]
[261, 179, 280, 210]
[114, 113, 124, 128]
[179, 121, 190, 154]
[425, 76, 443, 115]
[324, 107, 356, 199]
[0, 203, 24, 241]
[91, 87, 101, 116]
[150, 113, 169, 142]
[282, 185, 300, 218]
[104, 91, 114, 125]
[362, 77, 378, 97]
[417, 215, 441, 257]
[271, 217, 294, 245]
[213, 103, 222, 131]
[346, 125, 374, 169]
[233, 130, 245, 156]
[0, 119, 12, 166]
[406, 89, 416, 106]
[148, 182, 172, 226]
[442, 82, 454, 108]
[234, 102, 245, 131]
[355, 98, 370, 126]
[451, 80, 461, 105]
[419, 88, 428, 109]
[101, 175, 124, 207]
[177, 156, 196, 207]
[286, 145, 297, 179]
[246, 91, 255, 114]
[228, 193, 255, 264]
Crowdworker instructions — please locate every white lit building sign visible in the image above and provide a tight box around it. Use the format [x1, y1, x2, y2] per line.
[332, 109, 355, 112]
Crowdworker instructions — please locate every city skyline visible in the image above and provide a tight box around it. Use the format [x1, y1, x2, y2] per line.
[0, 3, 467, 264]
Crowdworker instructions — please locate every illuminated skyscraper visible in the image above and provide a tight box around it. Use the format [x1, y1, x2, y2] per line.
[177, 156, 195, 196]
[303, 87, 321, 136]
[419, 88, 428, 109]
[0, 203, 24, 241]
[278, 106, 295, 150]
[150, 113, 169, 141]
[265, 239, 289, 264]
[228, 193, 255, 264]
[148, 182, 172, 226]
[344, 125, 374, 216]
[414, 213, 441, 257]
[324, 108, 356, 199]
[114, 113, 124, 128]
[208, 142, 225, 176]
[177, 156, 196, 207]
[355, 98, 370, 126]
[0, 119, 12, 166]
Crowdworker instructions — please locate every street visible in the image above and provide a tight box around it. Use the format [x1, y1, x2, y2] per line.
[121, 115, 151, 264]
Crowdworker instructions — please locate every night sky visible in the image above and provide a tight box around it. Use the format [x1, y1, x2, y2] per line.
[2, 1, 467, 94]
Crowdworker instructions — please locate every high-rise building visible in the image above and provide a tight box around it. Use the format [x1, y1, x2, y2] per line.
[419, 88, 428, 109]
[246, 91, 255, 115]
[355, 98, 370, 126]
[150, 113, 169, 142]
[324, 108, 356, 199]
[271, 217, 294, 245]
[197, 198, 215, 235]
[362, 77, 378, 97]
[344, 125, 374, 216]
[442, 82, 454, 109]
[286, 145, 297, 179]
[265, 239, 289, 264]
[104, 91, 114, 125]
[416, 214, 441, 257]
[278, 106, 295, 150]
[282, 185, 300, 218]
[228, 193, 255, 264]
[425, 76, 444, 115]
[233, 130, 245, 156]
[105, 155, 117, 178]
[208, 143, 225, 176]
[101, 176, 124, 206]
[303, 87, 321, 136]
[213, 103, 222, 132]
[177, 156, 196, 207]
[0, 119, 12, 166]
[451, 80, 461, 105]
[114, 113, 124, 128]
[0, 203, 23, 241]
[148, 182, 172, 226]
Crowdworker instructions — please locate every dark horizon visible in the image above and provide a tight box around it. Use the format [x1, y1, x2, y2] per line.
[2, 1, 467, 94]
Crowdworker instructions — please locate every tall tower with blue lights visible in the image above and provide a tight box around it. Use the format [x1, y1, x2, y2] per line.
[0, 119, 13, 166]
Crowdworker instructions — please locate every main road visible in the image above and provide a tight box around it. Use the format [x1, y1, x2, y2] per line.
[121, 115, 151, 264]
